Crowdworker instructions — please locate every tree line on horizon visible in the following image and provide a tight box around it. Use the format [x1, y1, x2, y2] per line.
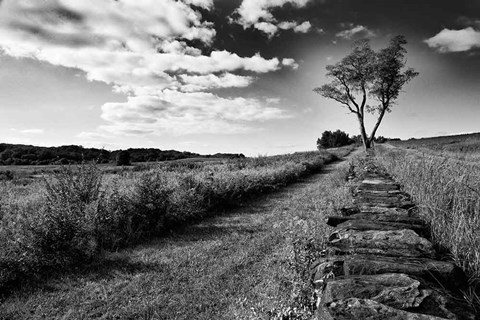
[0, 143, 245, 166]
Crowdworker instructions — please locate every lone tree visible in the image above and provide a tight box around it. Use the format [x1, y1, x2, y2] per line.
[314, 35, 418, 150]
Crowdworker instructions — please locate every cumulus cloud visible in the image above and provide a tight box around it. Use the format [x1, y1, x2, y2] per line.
[99, 91, 290, 135]
[179, 73, 255, 92]
[233, 0, 313, 37]
[424, 27, 480, 52]
[293, 21, 312, 33]
[0, 0, 297, 136]
[181, 0, 214, 10]
[282, 58, 299, 70]
[336, 24, 376, 40]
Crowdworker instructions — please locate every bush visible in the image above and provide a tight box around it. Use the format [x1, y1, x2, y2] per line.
[36, 163, 104, 264]
[317, 130, 352, 149]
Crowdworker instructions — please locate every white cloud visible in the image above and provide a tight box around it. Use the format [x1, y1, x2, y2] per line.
[11, 128, 45, 134]
[278, 21, 312, 33]
[181, 0, 214, 10]
[99, 91, 290, 135]
[179, 73, 255, 92]
[0, 0, 298, 137]
[293, 21, 312, 33]
[233, 0, 313, 37]
[424, 27, 480, 52]
[336, 24, 375, 40]
[254, 22, 279, 37]
[282, 58, 299, 70]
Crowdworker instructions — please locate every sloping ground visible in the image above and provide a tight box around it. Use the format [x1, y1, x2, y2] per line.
[0, 151, 361, 319]
[313, 154, 477, 319]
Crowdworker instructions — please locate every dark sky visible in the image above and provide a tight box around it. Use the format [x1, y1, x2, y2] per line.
[0, 0, 479, 154]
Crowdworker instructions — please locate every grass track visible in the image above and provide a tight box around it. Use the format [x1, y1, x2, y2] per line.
[0, 150, 360, 319]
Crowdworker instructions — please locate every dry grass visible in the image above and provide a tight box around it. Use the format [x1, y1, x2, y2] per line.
[389, 132, 480, 162]
[0, 150, 356, 319]
[375, 145, 480, 287]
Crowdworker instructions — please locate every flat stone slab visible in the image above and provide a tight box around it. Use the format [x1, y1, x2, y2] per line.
[311, 255, 467, 290]
[321, 273, 429, 309]
[362, 178, 398, 185]
[318, 298, 450, 320]
[327, 214, 424, 226]
[357, 202, 415, 210]
[356, 189, 403, 195]
[359, 207, 414, 216]
[335, 219, 426, 236]
[328, 229, 435, 258]
[358, 184, 401, 191]
[318, 273, 475, 319]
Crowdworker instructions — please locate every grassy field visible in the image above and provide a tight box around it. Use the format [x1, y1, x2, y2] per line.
[0, 157, 229, 185]
[376, 139, 480, 303]
[389, 132, 480, 162]
[0, 147, 354, 301]
[0, 148, 358, 319]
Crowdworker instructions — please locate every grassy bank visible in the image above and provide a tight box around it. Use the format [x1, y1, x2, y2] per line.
[0, 148, 356, 319]
[0, 148, 352, 295]
[375, 146, 480, 285]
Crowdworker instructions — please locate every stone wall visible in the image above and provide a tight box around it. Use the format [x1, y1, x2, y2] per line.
[311, 155, 476, 319]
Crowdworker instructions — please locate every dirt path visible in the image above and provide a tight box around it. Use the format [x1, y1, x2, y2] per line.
[1, 150, 362, 320]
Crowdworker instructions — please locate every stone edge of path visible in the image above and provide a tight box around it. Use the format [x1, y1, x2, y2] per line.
[312, 153, 476, 320]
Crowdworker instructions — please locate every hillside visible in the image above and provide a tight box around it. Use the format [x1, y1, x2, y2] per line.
[389, 132, 480, 153]
[0, 143, 245, 166]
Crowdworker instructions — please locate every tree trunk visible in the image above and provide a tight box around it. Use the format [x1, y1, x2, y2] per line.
[368, 108, 387, 146]
[357, 114, 371, 150]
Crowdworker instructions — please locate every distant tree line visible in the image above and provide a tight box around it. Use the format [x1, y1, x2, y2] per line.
[317, 130, 397, 149]
[0, 143, 245, 166]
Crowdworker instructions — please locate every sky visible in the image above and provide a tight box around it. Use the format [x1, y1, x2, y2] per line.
[0, 0, 479, 156]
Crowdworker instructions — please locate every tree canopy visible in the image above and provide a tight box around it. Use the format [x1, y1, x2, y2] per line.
[314, 35, 418, 150]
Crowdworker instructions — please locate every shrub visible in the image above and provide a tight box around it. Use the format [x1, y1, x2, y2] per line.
[36, 163, 104, 265]
[317, 130, 352, 149]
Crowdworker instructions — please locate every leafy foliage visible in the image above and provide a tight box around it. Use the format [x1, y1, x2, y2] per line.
[317, 130, 353, 149]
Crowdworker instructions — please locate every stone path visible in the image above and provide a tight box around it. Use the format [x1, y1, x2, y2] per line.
[311, 156, 476, 319]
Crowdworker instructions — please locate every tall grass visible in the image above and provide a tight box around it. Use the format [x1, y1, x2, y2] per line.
[0, 148, 351, 293]
[375, 146, 480, 282]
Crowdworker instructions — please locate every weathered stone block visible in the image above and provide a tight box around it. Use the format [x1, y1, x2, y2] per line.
[335, 219, 426, 236]
[321, 273, 429, 309]
[318, 298, 449, 320]
[311, 255, 467, 290]
[327, 229, 435, 258]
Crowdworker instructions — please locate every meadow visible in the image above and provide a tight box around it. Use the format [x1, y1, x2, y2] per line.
[0, 148, 352, 295]
[389, 132, 480, 162]
[376, 137, 480, 299]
